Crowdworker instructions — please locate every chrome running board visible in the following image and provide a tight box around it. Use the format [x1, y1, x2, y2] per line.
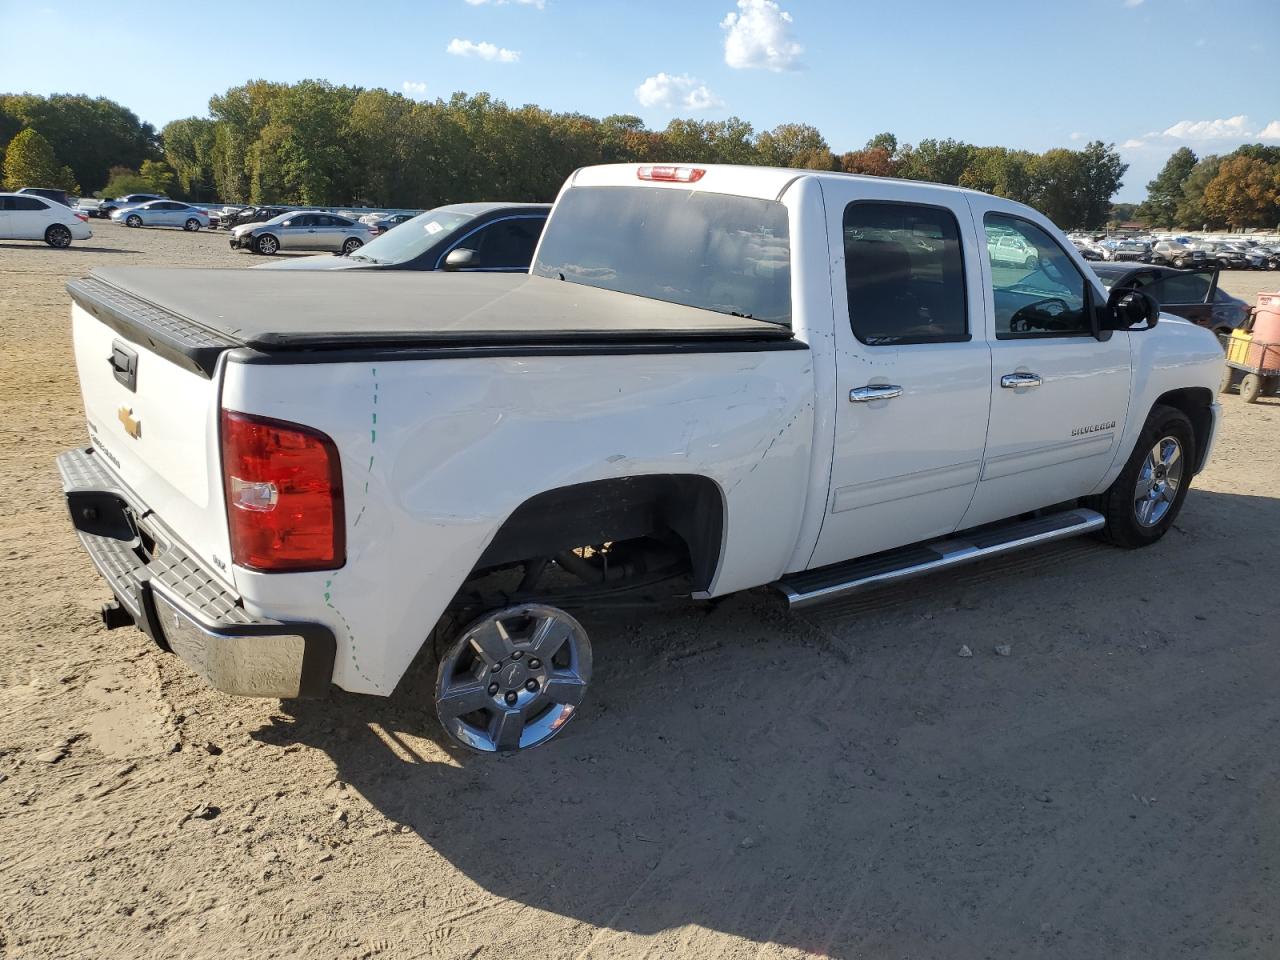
[773, 507, 1105, 609]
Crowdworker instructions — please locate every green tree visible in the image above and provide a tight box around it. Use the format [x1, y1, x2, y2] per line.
[898, 138, 972, 185]
[754, 123, 833, 169]
[0, 94, 154, 195]
[1138, 147, 1197, 226]
[98, 165, 155, 198]
[1076, 141, 1128, 229]
[1, 128, 78, 192]
[161, 117, 218, 199]
[1175, 155, 1223, 228]
[140, 158, 177, 196]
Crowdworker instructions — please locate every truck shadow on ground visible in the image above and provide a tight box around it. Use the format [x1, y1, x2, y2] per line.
[0, 243, 142, 254]
[254, 488, 1280, 956]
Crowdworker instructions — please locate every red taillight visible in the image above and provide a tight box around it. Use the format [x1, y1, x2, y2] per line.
[75, 213, 88, 222]
[637, 165, 705, 183]
[220, 410, 344, 572]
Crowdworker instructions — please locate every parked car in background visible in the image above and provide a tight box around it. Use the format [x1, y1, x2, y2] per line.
[1091, 262, 1248, 336]
[98, 193, 167, 218]
[74, 198, 103, 218]
[1109, 239, 1152, 263]
[1151, 240, 1207, 269]
[1196, 241, 1249, 271]
[111, 200, 211, 231]
[369, 213, 415, 235]
[218, 205, 287, 231]
[1071, 237, 1106, 261]
[230, 210, 374, 255]
[1254, 244, 1280, 270]
[986, 231, 1039, 268]
[255, 202, 551, 272]
[16, 186, 72, 207]
[0, 192, 92, 247]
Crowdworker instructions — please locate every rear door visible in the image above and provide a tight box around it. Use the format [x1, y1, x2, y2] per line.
[960, 203, 1132, 529]
[808, 179, 993, 568]
[0, 196, 14, 238]
[11, 195, 49, 237]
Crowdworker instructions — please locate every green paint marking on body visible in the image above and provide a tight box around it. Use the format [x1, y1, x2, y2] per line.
[371, 429, 376, 443]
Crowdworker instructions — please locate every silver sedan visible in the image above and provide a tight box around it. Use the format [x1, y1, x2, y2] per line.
[112, 200, 211, 231]
[229, 211, 374, 255]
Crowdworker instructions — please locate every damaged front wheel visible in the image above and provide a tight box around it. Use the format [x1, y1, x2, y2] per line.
[435, 603, 592, 753]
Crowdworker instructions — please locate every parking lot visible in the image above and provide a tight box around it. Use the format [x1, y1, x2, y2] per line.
[1, 222, 1278, 959]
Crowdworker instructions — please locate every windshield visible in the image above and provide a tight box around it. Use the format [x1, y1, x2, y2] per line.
[347, 208, 474, 264]
[531, 185, 792, 325]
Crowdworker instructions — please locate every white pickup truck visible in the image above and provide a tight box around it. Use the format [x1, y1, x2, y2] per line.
[59, 163, 1223, 754]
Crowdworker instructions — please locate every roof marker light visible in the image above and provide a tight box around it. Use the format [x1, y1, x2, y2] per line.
[637, 165, 706, 183]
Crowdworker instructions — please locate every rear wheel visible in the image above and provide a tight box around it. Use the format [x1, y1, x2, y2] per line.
[44, 224, 72, 248]
[125, 214, 142, 228]
[1239, 374, 1262, 404]
[342, 237, 363, 255]
[1093, 405, 1194, 548]
[1219, 366, 1235, 393]
[435, 603, 591, 753]
[255, 234, 279, 255]
[184, 218, 200, 232]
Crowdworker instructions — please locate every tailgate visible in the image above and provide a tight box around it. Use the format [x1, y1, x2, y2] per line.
[69, 292, 236, 590]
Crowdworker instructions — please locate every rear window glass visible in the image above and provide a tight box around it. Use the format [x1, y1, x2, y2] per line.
[532, 185, 791, 325]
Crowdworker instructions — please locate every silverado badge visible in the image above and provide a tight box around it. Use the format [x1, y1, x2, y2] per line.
[117, 406, 142, 439]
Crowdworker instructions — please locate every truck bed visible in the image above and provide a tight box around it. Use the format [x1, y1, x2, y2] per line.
[68, 268, 796, 377]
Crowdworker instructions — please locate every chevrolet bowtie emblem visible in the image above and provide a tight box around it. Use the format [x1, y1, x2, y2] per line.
[117, 406, 142, 439]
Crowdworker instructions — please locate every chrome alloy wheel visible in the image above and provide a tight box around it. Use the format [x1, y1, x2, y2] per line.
[1133, 436, 1183, 527]
[435, 604, 592, 753]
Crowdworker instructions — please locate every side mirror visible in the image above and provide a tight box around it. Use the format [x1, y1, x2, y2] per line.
[1106, 287, 1159, 331]
[443, 248, 477, 271]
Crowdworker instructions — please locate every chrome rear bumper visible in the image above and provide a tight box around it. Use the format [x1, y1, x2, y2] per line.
[56, 446, 334, 698]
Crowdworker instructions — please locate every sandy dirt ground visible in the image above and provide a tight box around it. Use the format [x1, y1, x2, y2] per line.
[1, 223, 1278, 960]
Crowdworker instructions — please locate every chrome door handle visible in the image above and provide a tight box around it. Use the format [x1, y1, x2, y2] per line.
[1000, 372, 1042, 389]
[849, 384, 903, 402]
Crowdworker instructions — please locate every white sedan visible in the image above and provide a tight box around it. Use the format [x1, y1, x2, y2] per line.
[0, 192, 93, 247]
[111, 200, 210, 231]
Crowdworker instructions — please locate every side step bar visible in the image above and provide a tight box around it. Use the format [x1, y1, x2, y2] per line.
[773, 507, 1105, 609]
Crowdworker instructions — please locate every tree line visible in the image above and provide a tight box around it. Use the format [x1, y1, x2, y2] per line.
[1138, 144, 1280, 231]
[3, 82, 1139, 228]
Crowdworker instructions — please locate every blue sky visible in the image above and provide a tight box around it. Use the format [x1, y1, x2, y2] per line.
[3, 0, 1278, 201]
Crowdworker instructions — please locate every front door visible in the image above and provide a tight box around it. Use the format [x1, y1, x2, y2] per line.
[809, 180, 993, 569]
[960, 205, 1133, 529]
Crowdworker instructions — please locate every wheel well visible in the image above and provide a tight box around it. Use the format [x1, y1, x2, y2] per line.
[1153, 387, 1213, 473]
[474, 475, 724, 591]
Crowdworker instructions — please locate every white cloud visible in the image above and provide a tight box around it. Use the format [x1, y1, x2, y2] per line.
[635, 73, 725, 111]
[1120, 114, 1280, 151]
[1069, 131, 1083, 141]
[1255, 120, 1280, 140]
[721, 0, 802, 72]
[1161, 115, 1249, 139]
[446, 38, 520, 62]
[1123, 0, 1144, 7]
[402, 81, 428, 97]
[465, 0, 546, 8]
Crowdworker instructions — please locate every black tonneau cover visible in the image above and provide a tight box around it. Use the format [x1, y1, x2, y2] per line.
[69, 267, 794, 377]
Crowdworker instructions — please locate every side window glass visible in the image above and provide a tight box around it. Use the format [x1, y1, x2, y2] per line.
[0, 197, 12, 211]
[1145, 271, 1212, 304]
[470, 219, 543, 268]
[985, 213, 1091, 338]
[15, 197, 45, 211]
[842, 201, 968, 344]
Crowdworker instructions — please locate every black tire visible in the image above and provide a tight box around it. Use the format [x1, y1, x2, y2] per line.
[1173, 258, 1188, 269]
[1092, 405, 1195, 549]
[184, 218, 200, 232]
[342, 237, 363, 255]
[255, 233, 279, 255]
[126, 214, 142, 228]
[44, 224, 72, 248]
[1239, 374, 1262, 404]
